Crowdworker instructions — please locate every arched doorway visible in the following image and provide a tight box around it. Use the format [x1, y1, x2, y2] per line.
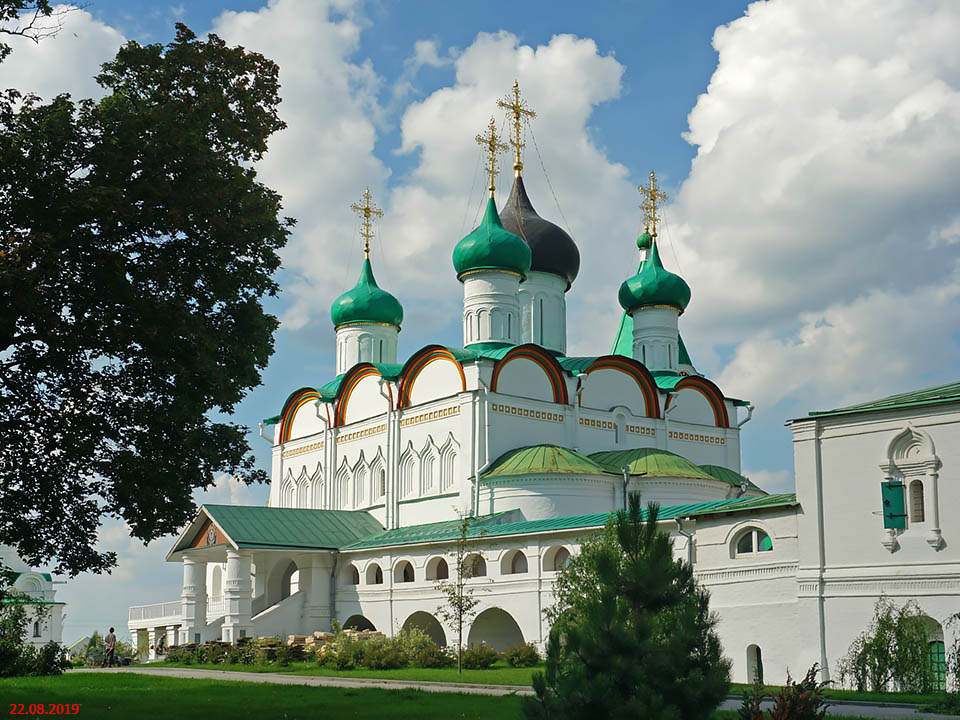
[344, 615, 376, 632]
[468, 607, 523, 651]
[402, 611, 446, 646]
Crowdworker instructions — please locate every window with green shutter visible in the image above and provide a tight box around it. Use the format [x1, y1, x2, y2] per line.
[881, 481, 906, 529]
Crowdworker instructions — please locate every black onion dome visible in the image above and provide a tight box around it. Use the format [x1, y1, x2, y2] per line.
[499, 175, 580, 288]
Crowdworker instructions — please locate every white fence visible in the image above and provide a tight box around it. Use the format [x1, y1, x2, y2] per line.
[128, 597, 227, 624]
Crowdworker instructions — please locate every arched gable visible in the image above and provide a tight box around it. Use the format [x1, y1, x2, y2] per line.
[666, 376, 730, 428]
[335, 364, 393, 427]
[579, 356, 660, 418]
[398, 346, 467, 409]
[491, 344, 569, 405]
[886, 424, 937, 464]
[278, 387, 321, 443]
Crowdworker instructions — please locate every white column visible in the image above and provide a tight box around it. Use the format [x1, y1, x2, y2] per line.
[222, 549, 253, 643]
[179, 555, 207, 645]
[147, 628, 156, 661]
[166, 625, 177, 651]
[301, 553, 334, 632]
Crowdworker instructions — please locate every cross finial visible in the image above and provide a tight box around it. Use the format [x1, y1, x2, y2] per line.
[476, 117, 509, 198]
[350, 187, 384, 258]
[497, 80, 536, 176]
[638, 170, 667, 239]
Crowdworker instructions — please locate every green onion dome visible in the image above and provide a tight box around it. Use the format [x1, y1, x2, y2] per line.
[636, 231, 653, 250]
[618, 241, 691, 314]
[453, 197, 532, 280]
[330, 258, 403, 328]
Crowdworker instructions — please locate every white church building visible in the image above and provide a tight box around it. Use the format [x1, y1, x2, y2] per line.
[1, 545, 65, 647]
[128, 88, 958, 687]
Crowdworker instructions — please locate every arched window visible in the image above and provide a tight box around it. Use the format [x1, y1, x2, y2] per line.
[346, 564, 360, 586]
[747, 644, 763, 684]
[378, 469, 386, 499]
[909, 480, 925, 523]
[337, 465, 351, 510]
[553, 547, 571, 571]
[426, 557, 449, 581]
[440, 437, 458, 492]
[32, 621, 41, 638]
[366, 564, 383, 585]
[735, 528, 773, 557]
[465, 553, 486, 577]
[394, 561, 415, 583]
[502, 550, 528, 575]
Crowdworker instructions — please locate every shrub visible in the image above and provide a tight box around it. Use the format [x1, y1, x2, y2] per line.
[461, 644, 498, 669]
[504, 642, 540, 668]
[361, 636, 407, 670]
[412, 643, 455, 669]
[273, 644, 292, 667]
[318, 632, 364, 670]
[397, 627, 436, 660]
[199, 643, 228, 664]
[32, 642, 70, 676]
[768, 665, 829, 720]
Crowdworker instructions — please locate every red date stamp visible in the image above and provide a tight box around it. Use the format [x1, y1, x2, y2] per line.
[9, 704, 79, 715]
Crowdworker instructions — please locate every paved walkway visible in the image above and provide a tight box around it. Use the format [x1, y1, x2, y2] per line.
[72, 667, 955, 718]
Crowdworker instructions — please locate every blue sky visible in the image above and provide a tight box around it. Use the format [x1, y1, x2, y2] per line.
[3, 0, 958, 644]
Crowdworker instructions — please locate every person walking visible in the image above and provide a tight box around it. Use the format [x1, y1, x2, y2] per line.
[101, 627, 117, 668]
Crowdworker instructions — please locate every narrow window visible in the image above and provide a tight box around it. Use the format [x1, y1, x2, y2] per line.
[737, 532, 753, 554]
[508, 313, 512, 339]
[538, 298, 544, 344]
[642, 346, 646, 364]
[379, 470, 386, 498]
[910, 480, 925, 523]
[33, 621, 41, 638]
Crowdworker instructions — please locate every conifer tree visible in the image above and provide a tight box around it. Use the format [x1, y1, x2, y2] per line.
[524, 493, 730, 720]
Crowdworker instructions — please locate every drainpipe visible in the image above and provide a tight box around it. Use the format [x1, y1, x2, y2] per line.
[676, 517, 695, 566]
[663, 393, 677, 451]
[573, 373, 588, 452]
[621, 466, 647, 510]
[328, 550, 340, 630]
[313, 402, 330, 509]
[257, 422, 273, 445]
[475, 377, 491, 516]
[378, 380, 395, 528]
[737, 405, 755, 428]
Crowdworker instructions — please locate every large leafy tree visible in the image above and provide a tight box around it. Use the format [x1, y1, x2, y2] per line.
[0, 11, 292, 574]
[524, 494, 731, 720]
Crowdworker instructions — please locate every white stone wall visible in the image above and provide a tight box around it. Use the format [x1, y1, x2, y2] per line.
[335, 323, 399, 375]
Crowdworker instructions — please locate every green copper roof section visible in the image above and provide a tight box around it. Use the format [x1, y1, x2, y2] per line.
[678, 334, 692, 366]
[481, 445, 615, 479]
[557, 356, 600, 374]
[808, 381, 960, 419]
[612, 310, 633, 357]
[698, 465, 765, 493]
[453, 197, 532, 278]
[202, 505, 383, 551]
[589, 448, 715, 480]
[618, 241, 691, 314]
[343, 495, 799, 550]
[330, 257, 404, 329]
[342, 511, 519, 550]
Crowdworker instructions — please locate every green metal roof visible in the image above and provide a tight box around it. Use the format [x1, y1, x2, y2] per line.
[611, 309, 633, 357]
[557, 356, 600, 374]
[618, 242, 691, 314]
[343, 494, 799, 551]
[202, 505, 383, 551]
[589, 448, 716, 480]
[481, 445, 614, 479]
[342, 511, 519, 550]
[809, 381, 960, 418]
[678, 335, 692, 367]
[698, 464, 765, 493]
[454, 197, 532, 278]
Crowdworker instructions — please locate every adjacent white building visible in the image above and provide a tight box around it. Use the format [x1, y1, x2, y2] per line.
[129, 101, 958, 686]
[1, 545, 65, 647]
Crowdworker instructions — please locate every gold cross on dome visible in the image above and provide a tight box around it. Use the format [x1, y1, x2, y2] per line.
[638, 171, 667, 238]
[350, 187, 384, 258]
[497, 80, 536, 175]
[476, 117, 509, 197]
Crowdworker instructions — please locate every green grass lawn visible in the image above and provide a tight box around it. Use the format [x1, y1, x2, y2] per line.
[162, 658, 540, 685]
[729, 681, 941, 706]
[1, 673, 524, 719]
[0, 673, 890, 720]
